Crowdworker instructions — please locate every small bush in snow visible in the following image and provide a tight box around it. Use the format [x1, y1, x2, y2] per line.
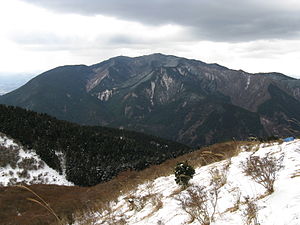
[177, 185, 218, 225]
[241, 154, 283, 194]
[38, 160, 45, 169]
[209, 167, 228, 189]
[17, 169, 30, 179]
[174, 161, 195, 188]
[242, 197, 260, 225]
[126, 194, 147, 211]
[157, 220, 165, 225]
[0, 145, 20, 168]
[8, 178, 17, 186]
[126, 190, 162, 214]
[18, 157, 38, 170]
[177, 165, 228, 225]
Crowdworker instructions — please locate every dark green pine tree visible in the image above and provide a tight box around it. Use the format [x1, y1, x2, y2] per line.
[174, 161, 195, 188]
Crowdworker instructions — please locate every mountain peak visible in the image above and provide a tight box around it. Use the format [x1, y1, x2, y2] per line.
[1, 54, 300, 147]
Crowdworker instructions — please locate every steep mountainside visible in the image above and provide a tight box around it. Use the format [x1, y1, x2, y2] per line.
[0, 133, 73, 186]
[1, 53, 300, 147]
[0, 105, 190, 186]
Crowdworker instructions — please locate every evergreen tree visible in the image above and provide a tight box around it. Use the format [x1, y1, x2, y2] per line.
[174, 161, 195, 188]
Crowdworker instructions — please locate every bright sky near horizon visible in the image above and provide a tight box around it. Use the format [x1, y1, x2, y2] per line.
[1, 0, 300, 78]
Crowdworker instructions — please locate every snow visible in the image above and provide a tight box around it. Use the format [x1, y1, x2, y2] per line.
[97, 89, 113, 101]
[245, 75, 251, 90]
[205, 72, 215, 81]
[0, 134, 73, 186]
[150, 81, 155, 105]
[0, 135, 17, 148]
[162, 74, 173, 91]
[177, 67, 187, 76]
[75, 139, 300, 225]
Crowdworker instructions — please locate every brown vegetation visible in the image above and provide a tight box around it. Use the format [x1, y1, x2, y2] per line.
[242, 197, 259, 225]
[176, 159, 230, 225]
[0, 145, 20, 169]
[241, 153, 283, 194]
[0, 140, 251, 225]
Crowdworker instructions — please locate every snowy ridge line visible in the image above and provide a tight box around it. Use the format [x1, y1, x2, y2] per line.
[74, 139, 300, 225]
[0, 133, 73, 186]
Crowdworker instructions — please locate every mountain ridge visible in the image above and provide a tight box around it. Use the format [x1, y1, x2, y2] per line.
[0, 104, 190, 186]
[1, 53, 300, 147]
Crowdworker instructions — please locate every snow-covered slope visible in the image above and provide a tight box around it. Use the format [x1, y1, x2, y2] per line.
[0, 133, 73, 186]
[75, 139, 300, 225]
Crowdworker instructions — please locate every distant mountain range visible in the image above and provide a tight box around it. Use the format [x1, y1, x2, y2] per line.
[0, 74, 34, 95]
[1, 53, 300, 147]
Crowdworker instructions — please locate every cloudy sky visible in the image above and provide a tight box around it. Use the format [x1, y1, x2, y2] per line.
[1, 0, 300, 78]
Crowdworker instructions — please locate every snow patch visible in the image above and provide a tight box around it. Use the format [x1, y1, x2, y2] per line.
[245, 75, 251, 90]
[162, 74, 173, 91]
[177, 67, 187, 76]
[150, 81, 155, 105]
[97, 89, 113, 101]
[75, 140, 300, 225]
[205, 72, 215, 80]
[87, 69, 109, 91]
[0, 134, 73, 186]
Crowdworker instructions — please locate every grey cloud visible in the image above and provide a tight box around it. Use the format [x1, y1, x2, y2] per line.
[10, 32, 138, 52]
[9, 32, 80, 52]
[20, 0, 300, 42]
[10, 32, 68, 46]
[107, 35, 139, 45]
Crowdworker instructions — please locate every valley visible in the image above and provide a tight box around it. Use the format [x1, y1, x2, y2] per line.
[1, 54, 300, 225]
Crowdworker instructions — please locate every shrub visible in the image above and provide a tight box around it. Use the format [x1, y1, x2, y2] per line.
[177, 185, 218, 225]
[241, 154, 283, 194]
[177, 164, 230, 224]
[18, 157, 38, 171]
[0, 145, 20, 168]
[174, 162, 195, 188]
[242, 197, 259, 225]
[125, 182, 163, 215]
[209, 167, 227, 189]
[17, 170, 30, 179]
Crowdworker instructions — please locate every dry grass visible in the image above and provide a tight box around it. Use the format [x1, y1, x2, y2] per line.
[223, 187, 241, 213]
[0, 184, 87, 225]
[17, 185, 63, 225]
[0, 140, 251, 225]
[291, 169, 300, 178]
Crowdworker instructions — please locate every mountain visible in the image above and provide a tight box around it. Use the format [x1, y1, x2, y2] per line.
[1, 53, 300, 147]
[0, 105, 190, 186]
[73, 139, 300, 225]
[0, 133, 73, 186]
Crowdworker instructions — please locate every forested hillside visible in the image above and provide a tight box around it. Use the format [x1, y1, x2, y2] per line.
[0, 105, 190, 186]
